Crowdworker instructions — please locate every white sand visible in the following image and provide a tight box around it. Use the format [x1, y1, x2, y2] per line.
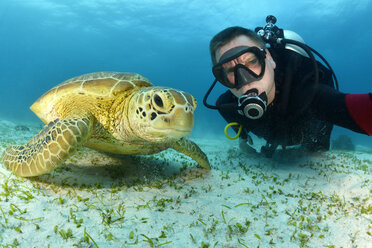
[0, 119, 371, 247]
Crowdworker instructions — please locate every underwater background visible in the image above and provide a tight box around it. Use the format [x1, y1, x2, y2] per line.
[0, 0, 371, 146]
[0, 2, 371, 247]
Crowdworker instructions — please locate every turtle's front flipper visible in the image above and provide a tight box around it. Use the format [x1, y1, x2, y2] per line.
[2, 117, 93, 177]
[170, 138, 211, 169]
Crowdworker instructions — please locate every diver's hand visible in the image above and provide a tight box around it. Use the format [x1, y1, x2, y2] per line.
[239, 137, 257, 154]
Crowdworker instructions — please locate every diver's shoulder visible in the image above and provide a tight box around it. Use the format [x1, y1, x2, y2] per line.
[270, 47, 306, 63]
[216, 90, 235, 106]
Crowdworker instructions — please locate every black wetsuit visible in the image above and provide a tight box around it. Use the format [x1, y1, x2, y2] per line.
[216, 48, 365, 156]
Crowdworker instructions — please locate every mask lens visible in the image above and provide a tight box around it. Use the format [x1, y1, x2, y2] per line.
[212, 46, 266, 88]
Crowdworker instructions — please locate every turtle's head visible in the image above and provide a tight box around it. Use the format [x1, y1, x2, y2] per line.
[127, 87, 197, 142]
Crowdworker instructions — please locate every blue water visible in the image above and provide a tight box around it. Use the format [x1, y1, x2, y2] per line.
[0, 0, 371, 146]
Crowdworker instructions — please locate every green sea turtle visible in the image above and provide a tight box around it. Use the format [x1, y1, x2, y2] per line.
[2, 72, 210, 177]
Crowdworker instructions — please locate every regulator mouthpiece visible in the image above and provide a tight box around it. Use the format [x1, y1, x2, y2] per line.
[238, 89, 267, 119]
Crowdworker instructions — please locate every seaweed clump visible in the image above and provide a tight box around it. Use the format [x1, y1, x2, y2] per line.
[332, 134, 355, 151]
[14, 125, 30, 132]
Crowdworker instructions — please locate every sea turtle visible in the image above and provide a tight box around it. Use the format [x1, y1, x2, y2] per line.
[2, 72, 210, 177]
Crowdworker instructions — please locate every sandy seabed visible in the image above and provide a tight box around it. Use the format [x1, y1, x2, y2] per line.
[0, 119, 371, 248]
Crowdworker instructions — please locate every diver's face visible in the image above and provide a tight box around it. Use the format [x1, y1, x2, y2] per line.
[215, 35, 276, 104]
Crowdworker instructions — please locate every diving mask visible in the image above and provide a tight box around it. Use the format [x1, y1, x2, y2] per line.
[203, 46, 268, 120]
[213, 46, 266, 89]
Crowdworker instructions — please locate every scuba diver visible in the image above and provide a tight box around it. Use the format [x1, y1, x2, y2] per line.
[204, 16, 372, 157]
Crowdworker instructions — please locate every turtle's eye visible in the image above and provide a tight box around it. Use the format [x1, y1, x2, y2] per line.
[153, 94, 163, 108]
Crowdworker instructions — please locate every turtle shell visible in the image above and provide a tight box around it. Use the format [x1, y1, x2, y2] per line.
[30, 72, 153, 124]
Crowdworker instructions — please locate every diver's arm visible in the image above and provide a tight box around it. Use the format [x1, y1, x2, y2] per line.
[239, 136, 257, 154]
[292, 55, 371, 135]
[310, 85, 371, 135]
[345, 93, 372, 135]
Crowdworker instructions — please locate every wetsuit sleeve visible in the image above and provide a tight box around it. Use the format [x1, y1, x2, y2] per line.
[291, 54, 371, 136]
[345, 93, 372, 135]
[309, 84, 371, 135]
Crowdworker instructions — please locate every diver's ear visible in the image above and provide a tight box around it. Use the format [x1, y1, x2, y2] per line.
[265, 49, 276, 69]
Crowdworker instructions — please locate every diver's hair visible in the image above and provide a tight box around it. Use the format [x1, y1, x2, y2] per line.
[209, 26, 266, 65]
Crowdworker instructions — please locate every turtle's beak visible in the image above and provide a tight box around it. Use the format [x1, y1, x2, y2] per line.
[151, 107, 194, 135]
